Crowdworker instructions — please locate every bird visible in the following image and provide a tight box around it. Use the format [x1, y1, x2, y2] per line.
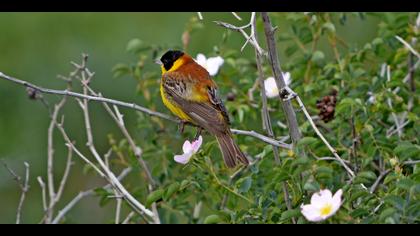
[157, 50, 249, 168]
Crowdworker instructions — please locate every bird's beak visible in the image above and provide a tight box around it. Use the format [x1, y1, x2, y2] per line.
[154, 59, 163, 65]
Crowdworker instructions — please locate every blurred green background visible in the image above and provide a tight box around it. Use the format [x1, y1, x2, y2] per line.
[0, 12, 379, 223]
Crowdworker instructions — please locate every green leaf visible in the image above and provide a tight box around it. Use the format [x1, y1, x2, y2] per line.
[297, 137, 318, 148]
[379, 208, 396, 221]
[303, 181, 320, 192]
[336, 98, 356, 115]
[237, 176, 252, 193]
[384, 195, 405, 210]
[311, 50, 325, 65]
[349, 190, 369, 203]
[396, 178, 416, 191]
[351, 208, 369, 218]
[322, 22, 336, 33]
[354, 171, 377, 184]
[357, 171, 377, 180]
[126, 38, 147, 54]
[163, 182, 180, 201]
[180, 180, 190, 190]
[285, 45, 299, 57]
[146, 189, 164, 207]
[204, 214, 222, 224]
[393, 142, 420, 161]
[280, 209, 301, 221]
[112, 63, 131, 78]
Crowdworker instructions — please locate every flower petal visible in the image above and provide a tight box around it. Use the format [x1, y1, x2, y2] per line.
[191, 135, 203, 153]
[282, 72, 291, 86]
[264, 77, 279, 98]
[195, 53, 207, 67]
[301, 204, 323, 222]
[331, 189, 343, 213]
[182, 140, 193, 154]
[206, 56, 224, 76]
[174, 151, 193, 164]
[311, 189, 333, 207]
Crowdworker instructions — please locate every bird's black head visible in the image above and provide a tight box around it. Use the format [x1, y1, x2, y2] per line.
[160, 50, 185, 71]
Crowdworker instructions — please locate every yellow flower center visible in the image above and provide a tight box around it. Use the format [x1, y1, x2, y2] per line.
[320, 203, 333, 216]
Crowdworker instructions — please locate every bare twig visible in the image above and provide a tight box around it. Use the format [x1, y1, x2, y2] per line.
[1, 160, 30, 224]
[0, 71, 175, 122]
[37, 177, 48, 213]
[17, 162, 30, 224]
[283, 87, 355, 178]
[231, 12, 242, 21]
[52, 190, 92, 224]
[395, 35, 420, 59]
[230, 129, 291, 149]
[214, 12, 266, 56]
[122, 211, 136, 224]
[77, 57, 161, 223]
[403, 160, 420, 165]
[261, 12, 302, 145]
[46, 95, 69, 223]
[369, 170, 391, 194]
[315, 156, 351, 164]
[55, 145, 74, 202]
[0, 71, 290, 150]
[251, 13, 295, 223]
[77, 62, 154, 218]
[52, 168, 132, 224]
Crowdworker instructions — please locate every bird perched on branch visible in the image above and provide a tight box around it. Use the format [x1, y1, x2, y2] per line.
[157, 50, 249, 168]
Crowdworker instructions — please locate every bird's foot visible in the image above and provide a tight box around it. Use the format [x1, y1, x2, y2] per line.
[194, 127, 203, 140]
[178, 120, 187, 134]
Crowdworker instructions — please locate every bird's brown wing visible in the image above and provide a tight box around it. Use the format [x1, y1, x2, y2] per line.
[162, 72, 229, 135]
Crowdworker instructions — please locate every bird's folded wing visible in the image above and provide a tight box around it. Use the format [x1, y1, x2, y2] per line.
[163, 73, 227, 134]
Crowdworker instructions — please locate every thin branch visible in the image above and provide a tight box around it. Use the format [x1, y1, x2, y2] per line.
[1, 160, 30, 224]
[52, 190, 92, 224]
[55, 145, 73, 202]
[122, 211, 136, 224]
[37, 177, 48, 213]
[77, 64, 154, 218]
[369, 170, 391, 194]
[283, 87, 355, 178]
[261, 12, 302, 144]
[395, 35, 420, 59]
[214, 12, 266, 56]
[231, 12, 242, 21]
[17, 162, 30, 224]
[52, 168, 132, 224]
[387, 120, 411, 138]
[197, 12, 203, 20]
[0, 71, 175, 122]
[96, 92, 156, 187]
[46, 95, 69, 223]
[1, 159, 22, 185]
[403, 160, 420, 165]
[315, 156, 351, 164]
[0, 71, 290, 150]
[230, 129, 291, 149]
[251, 13, 295, 223]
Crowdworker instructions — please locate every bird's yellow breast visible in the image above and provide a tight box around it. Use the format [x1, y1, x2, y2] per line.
[160, 82, 193, 122]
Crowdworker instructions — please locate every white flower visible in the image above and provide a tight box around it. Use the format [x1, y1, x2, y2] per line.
[264, 72, 292, 98]
[367, 91, 376, 104]
[174, 135, 203, 165]
[301, 189, 343, 222]
[195, 53, 224, 76]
